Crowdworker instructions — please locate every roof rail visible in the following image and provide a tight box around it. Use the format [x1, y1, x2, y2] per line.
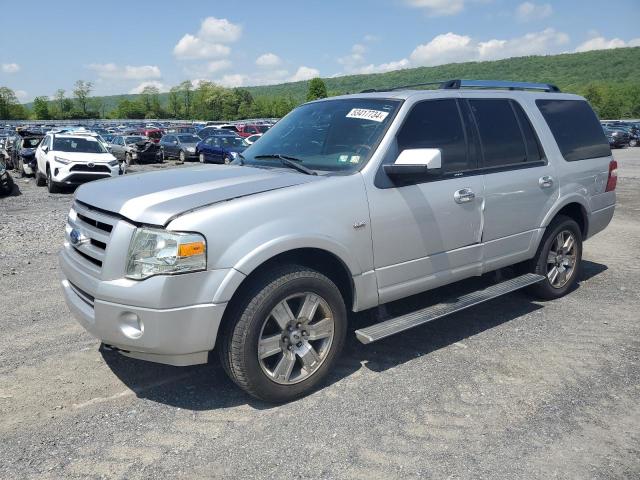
[440, 79, 560, 92]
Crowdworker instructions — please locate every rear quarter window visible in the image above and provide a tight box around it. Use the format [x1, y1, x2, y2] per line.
[536, 99, 610, 161]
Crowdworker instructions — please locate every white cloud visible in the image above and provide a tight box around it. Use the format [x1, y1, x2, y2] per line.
[290, 66, 320, 82]
[206, 59, 232, 73]
[129, 81, 167, 94]
[1, 63, 20, 74]
[256, 53, 282, 67]
[15, 90, 27, 101]
[515, 2, 553, 21]
[88, 63, 161, 80]
[173, 34, 231, 60]
[409, 29, 569, 67]
[404, 0, 465, 16]
[198, 17, 242, 43]
[174, 17, 240, 60]
[575, 36, 640, 53]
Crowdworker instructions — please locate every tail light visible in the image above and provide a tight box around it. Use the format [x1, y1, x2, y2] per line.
[605, 159, 617, 192]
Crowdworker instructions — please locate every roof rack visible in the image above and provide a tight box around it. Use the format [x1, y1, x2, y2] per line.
[361, 79, 560, 94]
[441, 79, 560, 92]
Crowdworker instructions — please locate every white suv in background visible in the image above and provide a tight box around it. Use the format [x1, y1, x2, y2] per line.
[35, 132, 122, 193]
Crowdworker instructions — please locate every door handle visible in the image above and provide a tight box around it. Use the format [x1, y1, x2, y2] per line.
[454, 188, 476, 204]
[539, 175, 554, 188]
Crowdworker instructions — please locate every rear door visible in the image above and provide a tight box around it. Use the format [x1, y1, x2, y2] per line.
[467, 98, 559, 271]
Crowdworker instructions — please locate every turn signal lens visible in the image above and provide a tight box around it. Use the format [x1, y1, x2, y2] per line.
[178, 242, 205, 257]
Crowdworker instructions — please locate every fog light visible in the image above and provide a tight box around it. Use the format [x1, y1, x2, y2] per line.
[120, 312, 144, 339]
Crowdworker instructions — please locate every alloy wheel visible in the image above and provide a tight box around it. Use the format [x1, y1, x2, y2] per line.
[257, 292, 335, 385]
[546, 230, 577, 288]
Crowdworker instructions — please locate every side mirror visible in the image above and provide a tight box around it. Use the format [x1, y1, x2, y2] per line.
[42, 146, 49, 153]
[384, 148, 442, 180]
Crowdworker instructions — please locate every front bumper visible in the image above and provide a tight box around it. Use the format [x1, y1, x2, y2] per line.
[52, 162, 121, 185]
[59, 247, 230, 366]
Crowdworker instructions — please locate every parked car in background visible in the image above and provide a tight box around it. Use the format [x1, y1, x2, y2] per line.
[244, 133, 263, 145]
[0, 156, 14, 196]
[13, 131, 45, 177]
[34, 132, 121, 193]
[196, 127, 240, 139]
[603, 126, 630, 148]
[159, 134, 201, 162]
[110, 135, 162, 165]
[166, 125, 198, 135]
[140, 128, 164, 143]
[196, 134, 247, 164]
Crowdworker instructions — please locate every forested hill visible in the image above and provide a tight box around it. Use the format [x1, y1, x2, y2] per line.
[247, 47, 640, 100]
[23, 47, 640, 119]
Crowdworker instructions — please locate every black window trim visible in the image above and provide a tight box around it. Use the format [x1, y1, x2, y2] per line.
[376, 97, 547, 189]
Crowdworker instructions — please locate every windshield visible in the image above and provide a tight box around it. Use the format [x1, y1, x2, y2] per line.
[241, 98, 400, 172]
[53, 137, 107, 153]
[178, 134, 201, 143]
[125, 136, 146, 144]
[23, 137, 43, 148]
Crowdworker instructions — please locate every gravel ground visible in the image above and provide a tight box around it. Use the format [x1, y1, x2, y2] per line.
[1, 151, 639, 479]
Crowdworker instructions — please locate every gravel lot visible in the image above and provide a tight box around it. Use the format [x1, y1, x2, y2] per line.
[1, 151, 639, 480]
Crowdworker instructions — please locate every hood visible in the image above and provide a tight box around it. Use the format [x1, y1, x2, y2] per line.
[75, 164, 322, 226]
[55, 152, 117, 163]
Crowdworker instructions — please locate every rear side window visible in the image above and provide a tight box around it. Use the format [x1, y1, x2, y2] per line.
[536, 99, 610, 161]
[469, 99, 527, 168]
[512, 102, 544, 162]
[397, 99, 471, 173]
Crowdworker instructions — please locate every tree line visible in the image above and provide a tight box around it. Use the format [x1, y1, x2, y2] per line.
[2, 72, 639, 121]
[0, 78, 329, 121]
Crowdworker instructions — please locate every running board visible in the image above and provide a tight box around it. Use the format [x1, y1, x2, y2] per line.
[355, 273, 545, 344]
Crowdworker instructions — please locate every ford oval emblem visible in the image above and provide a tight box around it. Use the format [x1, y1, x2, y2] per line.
[70, 228, 88, 246]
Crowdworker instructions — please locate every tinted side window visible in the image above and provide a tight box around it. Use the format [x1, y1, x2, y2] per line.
[536, 99, 610, 161]
[469, 99, 527, 168]
[397, 99, 470, 172]
[512, 101, 544, 162]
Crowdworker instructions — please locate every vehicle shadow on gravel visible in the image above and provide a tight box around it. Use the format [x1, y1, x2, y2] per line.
[101, 261, 607, 409]
[341, 260, 608, 374]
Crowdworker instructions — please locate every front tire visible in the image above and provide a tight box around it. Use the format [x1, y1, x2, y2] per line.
[35, 169, 46, 186]
[527, 215, 582, 300]
[219, 265, 347, 403]
[46, 167, 60, 194]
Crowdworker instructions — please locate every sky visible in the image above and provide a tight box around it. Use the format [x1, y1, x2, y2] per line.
[0, 0, 638, 102]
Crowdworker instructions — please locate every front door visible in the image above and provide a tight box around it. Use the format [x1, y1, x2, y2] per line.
[366, 98, 485, 304]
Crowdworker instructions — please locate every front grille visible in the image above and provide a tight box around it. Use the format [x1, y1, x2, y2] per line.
[70, 164, 111, 173]
[64, 173, 111, 184]
[66, 201, 119, 276]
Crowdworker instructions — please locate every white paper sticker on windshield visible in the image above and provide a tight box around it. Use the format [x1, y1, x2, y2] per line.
[346, 108, 389, 123]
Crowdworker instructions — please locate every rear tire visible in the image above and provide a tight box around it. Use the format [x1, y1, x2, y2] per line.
[219, 265, 347, 403]
[526, 215, 582, 300]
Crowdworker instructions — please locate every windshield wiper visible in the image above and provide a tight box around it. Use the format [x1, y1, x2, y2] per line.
[254, 154, 317, 176]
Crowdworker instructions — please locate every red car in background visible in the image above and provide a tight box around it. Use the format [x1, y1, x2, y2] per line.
[140, 128, 164, 143]
[222, 124, 269, 138]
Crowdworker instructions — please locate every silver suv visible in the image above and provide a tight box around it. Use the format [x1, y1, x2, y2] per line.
[59, 80, 617, 402]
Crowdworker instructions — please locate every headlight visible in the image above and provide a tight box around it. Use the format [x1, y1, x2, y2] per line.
[108, 160, 119, 167]
[54, 156, 71, 165]
[125, 228, 206, 280]
[187, 147, 196, 153]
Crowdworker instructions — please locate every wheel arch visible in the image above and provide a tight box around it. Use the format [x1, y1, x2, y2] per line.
[541, 198, 589, 239]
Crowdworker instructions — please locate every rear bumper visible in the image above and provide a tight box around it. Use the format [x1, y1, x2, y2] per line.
[587, 204, 615, 239]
